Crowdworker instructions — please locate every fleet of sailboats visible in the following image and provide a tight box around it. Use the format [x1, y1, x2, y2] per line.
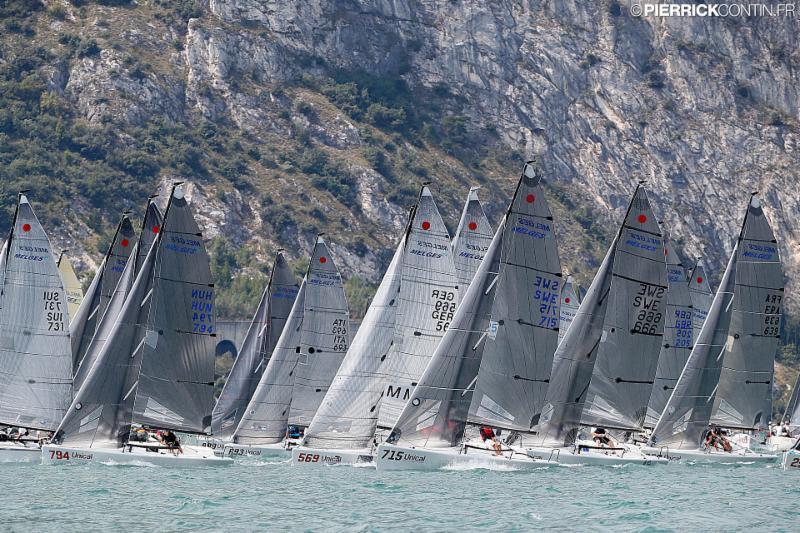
[0, 162, 789, 471]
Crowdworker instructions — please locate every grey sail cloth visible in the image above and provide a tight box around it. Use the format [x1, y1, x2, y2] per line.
[302, 241, 404, 450]
[377, 186, 459, 429]
[688, 262, 713, 332]
[69, 215, 136, 374]
[451, 187, 493, 296]
[558, 277, 582, 344]
[72, 202, 163, 391]
[232, 281, 307, 444]
[211, 252, 299, 437]
[54, 187, 214, 446]
[783, 374, 800, 429]
[388, 162, 552, 448]
[537, 186, 666, 446]
[468, 166, 562, 433]
[0, 196, 72, 431]
[711, 197, 783, 431]
[288, 239, 351, 427]
[644, 233, 693, 429]
[648, 247, 738, 449]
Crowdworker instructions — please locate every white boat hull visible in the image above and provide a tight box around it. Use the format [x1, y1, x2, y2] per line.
[768, 436, 797, 452]
[641, 446, 777, 464]
[41, 444, 232, 468]
[375, 443, 550, 471]
[291, 446, 374, 467]
[222, 441, 292, 459]
[781, 449, 800, 471]
[0, 442, 42, 462]
[525, 444, 664, 466]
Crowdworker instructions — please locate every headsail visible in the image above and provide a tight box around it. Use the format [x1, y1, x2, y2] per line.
[538, 185, 666, 445]
[451, 187, 492, 295]
[0, 195, 72, 431]
[302, 240, 404, 450]
[644, 232, 693, 429]
[57, 252, 84, 322]
[211, 252, 299, 437]
[558, 277, 582, 344]
[377, 186, 459, 429]
[54, 185, 213, 446]
[69, 214, 135, 373]
[287, 238, 350, 427]
[388, 161, 559, 447]
[711, 195, 783, 431]
[72, 201, 163, 391]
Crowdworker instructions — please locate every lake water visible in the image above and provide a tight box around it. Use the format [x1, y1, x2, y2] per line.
[2, 457, 795, 531]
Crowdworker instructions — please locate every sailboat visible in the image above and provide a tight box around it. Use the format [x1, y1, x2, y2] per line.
[643, 232, 694, 430]
[71, 202, 162, 391]
[197, 252, 299, 456]
[643, 195, 781, 463]
[558, 276, 582, 344]
[43, 184, 228, 467]
[0, 194, 73, 462]
[524, 184, 668, 465]
[451, 187, 492, 295]
[772, 374, 800, 452]
[69, 213, 136, 377]
[375, 161, 563, 471]
[57, 252, 83, 322]
[291, 186, 457, 466]
[223, 236, 349, 458]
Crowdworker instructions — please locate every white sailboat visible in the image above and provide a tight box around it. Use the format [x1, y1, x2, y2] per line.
[643, 195, 781, 463]
[523, 184, 669, 465]
[292, 186, 458, 466]
[43, 185, 229, 467]
[224, 236, 349, 459]
[376, 161, 565, 471]
[0, 194, 73, 461]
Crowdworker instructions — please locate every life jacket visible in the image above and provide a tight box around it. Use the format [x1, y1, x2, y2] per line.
[480, 427, 494, 441]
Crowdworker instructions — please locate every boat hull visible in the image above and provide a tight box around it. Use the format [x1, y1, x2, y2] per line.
[768, 436, 797, 452]
[525, 445, 664, 466]
[375, 443, 549, 472]
[41, 444, 232, 468]
[641, 446, 777, 464]
[782, 450, 800, 471]
[0, 442, 42, 462]
[222, 442, 291, 459]
[291, 446, 374, 467]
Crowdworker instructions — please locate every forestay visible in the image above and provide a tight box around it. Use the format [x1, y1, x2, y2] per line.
[57, 252, 84, 322]
[287, 238, 350, 428]
[645, 232, 693, 429]
[711, 196, 783, 431]
[303, 241, 404, 450]
[558, 277, 582, 344]
[388, 161, 558, 448]
[377, 187, 459, 429]
[72, 202, 162, 390]
[211, 252, 299, 437]
[451, 187, 492, 296]
[538, 185, 666, 446]
[0, 195, 72, 431]
[69, 214, 135, 374]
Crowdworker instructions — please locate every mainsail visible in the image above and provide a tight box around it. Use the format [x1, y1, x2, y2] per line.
[377, 186, 459, 429]
[0, 195, 72, 431]
[644, 232, 693, 429]
[72, 201, 163, 390]
[388, 161, 559, 447]
[650, 195, 782, 448]
[783, 374, 800, 430]
[286, 238, 350, 427]
[451, 187, 492, 295]
[54, 185, 216, 446]
[558, 276, 582, 344]
[688, 261, 713, 331]
[302, 240, 404, 450]
[538, 185, 666, 445]
[57, 252, 84, 322]
[69, 214, 135, 373]
[711, 196, 783, 431]
[211, 252, 299, 437]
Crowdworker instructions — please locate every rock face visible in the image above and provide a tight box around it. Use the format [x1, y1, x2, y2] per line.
[14, 1, 800, 312]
